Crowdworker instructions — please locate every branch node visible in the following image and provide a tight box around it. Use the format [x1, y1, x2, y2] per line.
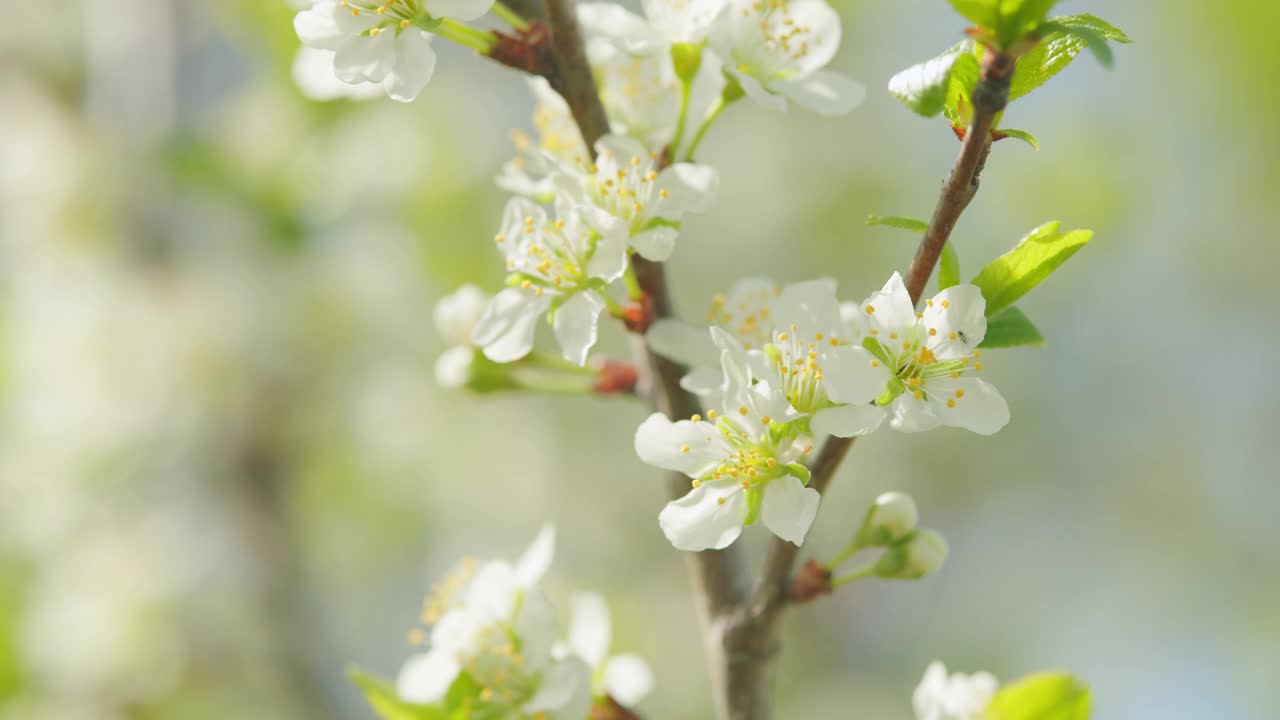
[787, 559, 834, 605]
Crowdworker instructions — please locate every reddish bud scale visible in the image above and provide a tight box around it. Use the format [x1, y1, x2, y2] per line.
[594, 360, 639, 396]
[621, 293, 656, 334]
[788, 558, 834, 605]
[590, 696, 643, 720]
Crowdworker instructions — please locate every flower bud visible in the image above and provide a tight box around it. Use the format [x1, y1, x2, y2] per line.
[873, 529, 948, 580]
[858, 492, 918, 546]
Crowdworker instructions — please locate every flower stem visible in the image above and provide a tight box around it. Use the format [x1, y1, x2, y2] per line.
[823, 541, 865, 573]
[830, 563, 876, 588]
[521, 351, 597, 376]
[623, 261, 644, 302]
[511, 371, 594, 395]
[433, 19, 497, 53]
[668, 78, 694, 160]
[682, 94, 733, 162]
[600, 292, 627, 319]
[491, 1, 530, 31]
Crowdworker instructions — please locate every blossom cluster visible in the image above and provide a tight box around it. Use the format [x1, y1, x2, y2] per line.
[637, 272, 1009, 550]
[395, 527, 653, 717]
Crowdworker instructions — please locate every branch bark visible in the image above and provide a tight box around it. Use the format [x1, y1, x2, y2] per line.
[537, 1, 755, 717]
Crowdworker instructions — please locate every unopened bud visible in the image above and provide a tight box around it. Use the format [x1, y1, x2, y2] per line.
[858, 492, 918, 546]
[873, 529, 948, 580]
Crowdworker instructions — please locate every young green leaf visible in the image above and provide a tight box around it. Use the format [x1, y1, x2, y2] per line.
[867, 214, 928, 234]
[997, 0, 1062, 47]
[980, 306, 1045, 348]
[349, 667, 447, 720]
[1009, 14, 1130, 101]
[998, 128, 1039, 149]
[970, 221, 1093, 317]
[986, 672, 1091, 720]
[947, 0, 997, 27]
[889, 48, 981, 117]
[939, 244, 961, 290]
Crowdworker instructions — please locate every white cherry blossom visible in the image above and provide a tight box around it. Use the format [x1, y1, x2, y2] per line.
[553, 134, 718, 262]
[497, 79, 590, 200]
[471, 197, 629, 366]
[709, 0, 865, 115]
[635, 342, 818, 551]
[433, 284, 494, 388]
[913, 661, 998, 720]
[291, 46, 383, 101]
[559, 593, 654, 708]
[856, 273, 1011, 435]
[579, 0, 725, 53]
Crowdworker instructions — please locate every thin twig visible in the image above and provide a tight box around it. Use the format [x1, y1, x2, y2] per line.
[542, 0, 609, 148]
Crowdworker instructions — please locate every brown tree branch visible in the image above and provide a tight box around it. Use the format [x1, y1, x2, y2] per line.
[740, 48, 1016, 716]
[536, 1, 755, 717]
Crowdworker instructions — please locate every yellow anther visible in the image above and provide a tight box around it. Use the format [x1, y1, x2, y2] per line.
[408, 628, 425, 645]
[707, 410, 718, 419]
[815, 333, 824, 341]
[495, 234, 505, 244]
[929, 328, 937, 336]
[369, 27, 381, 36]
[946, 398, 956, 408]
[950, 371, 960, 379]
[778, 332, 789, 341]
[941, 300, 950, 309]
[521, 280, 532, 289]
[972, 349, 981, 358]
[766, 458, 777, 468]
[870, 359, 880, 367]
[761, 416, 772, 425]
[681, 444, 690, 453]
[926, 299, 934, 307]
[889, 332, 898, 340]
[869, 329, 879, 335]
[916, 312, 925, 319]
[974, 362, 984, 371]
[631, 155, 642, 166]
[717, 497, 727, 505]
[913, 391, 924, 400]
[692, 479, 702, 488]
[400, 19, 411, 28]
[949, 332, 958, 340]
[741, 481, 751, 489]
[739, 406, 749, 416]
[660, 189, 669, 199]
[691, 414, 702, 423]
[955, 389, 966, 398]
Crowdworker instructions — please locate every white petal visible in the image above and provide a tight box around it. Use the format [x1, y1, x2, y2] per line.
[584, 211, 631, 282]
[294, 3, 347, 50]
[679, 365, 725, 396]
[888, 392, 940, 433]
[820, 345, 892, 405]
[525, 657, 593, 717]
[646, 318, 718, 367]
[553, 292, 605, 366]
[428, 0, 495, 21]
[923, 284, 988, 360]
[603, 653, 655, 706]
[434, 284, 489, 346]
[779, 0, 841, 73]
[434, 346, 475, 389]
[626, 226, 676, 262]
[928, 376, 1010, 435]
[864, 272, 917, 334]
[333, 30, 395, 83]
[471, 288, 549, 363]
[430, 609, 482, 655]
[653, 163, 719, 219]
[658, 480, 748, 551]
[466, 561, 520, 623]
[913, 661, 951, 720]
[728, 66, 788, 111]
[760, 476, 820, 546]
[515, 588, 559, 670]
[515, 525, 556, 588]
[811, 403, 885, 438]
[567, 592, 611, 668]
[577, 3, 662, 54]
[596, 133, 652, 164]
[774, 277, 840, 335]
[776, 70, 865, 116]
[634, 413, 727, 477]
[395, 650, 460, 704]
[384, 30, 436, 102]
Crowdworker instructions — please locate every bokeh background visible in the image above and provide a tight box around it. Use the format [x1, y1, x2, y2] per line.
[2, 0, 1276, 718]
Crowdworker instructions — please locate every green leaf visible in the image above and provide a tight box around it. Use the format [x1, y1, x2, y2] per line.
[867, 214, 928, 234]
[998, 128, 1039, 149]
[970, 221, 1093, 317]
[939, 244, 961, 290]
[947, 0, 997, 27]
[980, 306, 1045, 348]
[986, 672, 1091, 720]
[1010, 14, 1130, 100]
[349, 668, 447, 720]
[889, 48, 981, 117]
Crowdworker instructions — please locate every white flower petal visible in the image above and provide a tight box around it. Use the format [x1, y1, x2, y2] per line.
[659, 480, 748, 551]
[811, 403, 885, 438]
[524, 657, 593, 715]
[428, 0, 495, 21]
[466, 561, 520, 623]
[578, 3, 663, 54]
[584, 213, 631, 282]
[604, 653, 655, 706]
[515, 525, 556, 588]
[430, 609, 482, 655]
[779, 0, 841, 74]
[928, 376, 1010, 436]
[680, 365, 725, 396]
[471, 288, 550, 363]
[923, 284, 988, 360]
[774, 277, 840, 335]
[820, 345, 892, 405]
[384, 30, 436, 102]
[760, 476, 820, 546]
[333, 30, 395, 84]
[728, 66, 789, 111]
[567, 592, 611, 668]
[646, 318, 718, 367]
[553, 291, 605, 366]
[654, 163, 719, 219]
[515, 588, 559, 671]
[434, 346, 475, 389]
[396, 650, 460, 704]
[596, 133, 652, 164]
[634, 413, 727, 477]
[889, 392, 941, 434]
[630, 226, 678, 261]
[864, 272, 917, 334]
[434, 284, 490, 346]
[776, 70, 865, 116]
[294, 3, 347, 50]
[292, 47, 383, 100]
